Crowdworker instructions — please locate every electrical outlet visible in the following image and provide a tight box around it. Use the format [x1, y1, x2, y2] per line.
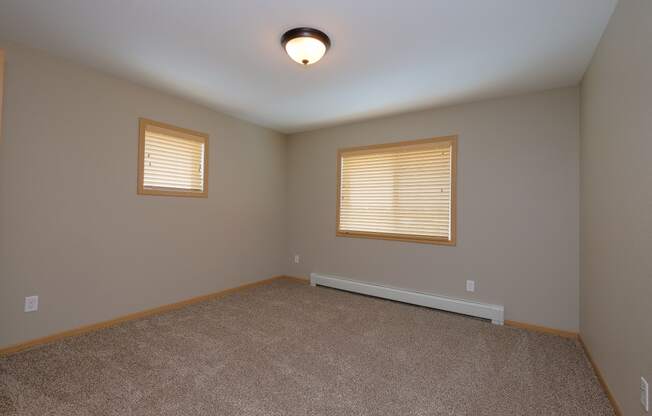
[642, 377, 649, 412]
[24, 295, 39, 312]
[466, 280, 475, 292]
[294, 254, 300, 264]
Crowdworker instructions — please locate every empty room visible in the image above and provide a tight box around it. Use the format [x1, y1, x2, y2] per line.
[0, 0, 650, 415]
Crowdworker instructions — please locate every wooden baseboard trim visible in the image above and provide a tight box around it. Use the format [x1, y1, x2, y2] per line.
[578, 336, 622, 416]
[0, 275, 300, 356]
[504, 320, 578, 339]
[281, 275, 310, 284]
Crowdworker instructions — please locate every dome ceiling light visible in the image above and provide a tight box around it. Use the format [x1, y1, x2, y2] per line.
[281, 27, 331, 66]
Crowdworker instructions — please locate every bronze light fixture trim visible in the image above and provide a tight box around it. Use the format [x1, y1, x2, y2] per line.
[281, 27, 331, 66]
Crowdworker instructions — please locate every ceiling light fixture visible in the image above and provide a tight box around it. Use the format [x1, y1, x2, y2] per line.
[281, 27, 331, 66]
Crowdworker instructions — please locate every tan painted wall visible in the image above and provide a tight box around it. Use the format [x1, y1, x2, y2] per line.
[286, 87, 581, 331]
[580, 0, 652, 414]
[0, 42, 586, 349]
[0, 44, 287, 348]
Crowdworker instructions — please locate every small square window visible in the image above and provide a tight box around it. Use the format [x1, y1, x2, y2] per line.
[137, 118, 208, 197]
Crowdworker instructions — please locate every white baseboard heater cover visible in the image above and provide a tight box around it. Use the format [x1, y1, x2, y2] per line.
[310, 273, 504, 325]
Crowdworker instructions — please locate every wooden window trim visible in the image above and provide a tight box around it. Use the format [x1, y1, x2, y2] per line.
[336, 135, 457, 246]
[137, 118, 209, 198]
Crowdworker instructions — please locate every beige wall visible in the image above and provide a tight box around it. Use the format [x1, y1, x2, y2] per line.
[0, 42, 586, 350]
[286, 87, 580, 331]
[0, 44, 287, 348]
[580, 0, 652, 414]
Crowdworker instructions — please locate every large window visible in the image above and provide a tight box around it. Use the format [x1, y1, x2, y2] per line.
[137, 118, 208, 197]
[337, 136, 457, 245]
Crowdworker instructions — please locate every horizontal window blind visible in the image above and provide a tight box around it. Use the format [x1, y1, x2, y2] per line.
[138, 119, 208, 197]
[338, 138, 455, 243]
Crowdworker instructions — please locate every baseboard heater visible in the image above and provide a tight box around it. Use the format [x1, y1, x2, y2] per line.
[310, 273, 504, 325]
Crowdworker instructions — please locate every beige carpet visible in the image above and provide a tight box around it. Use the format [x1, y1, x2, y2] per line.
[1, 279, 613, 415]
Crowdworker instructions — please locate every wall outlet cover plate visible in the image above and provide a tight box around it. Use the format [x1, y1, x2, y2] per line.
[642, 377, 649, 412]
[24, 295, 39, 312]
